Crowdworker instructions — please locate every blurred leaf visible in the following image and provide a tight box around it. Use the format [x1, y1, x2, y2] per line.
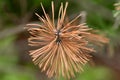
[113, 10, 120, 17]
[2, 69, 36, 80]
[75, 65, 112, 80]
[0, 35, 18, 68]
[58, 65, 112, 80]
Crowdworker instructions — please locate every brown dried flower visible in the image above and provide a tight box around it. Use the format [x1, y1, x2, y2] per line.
[26, 2, 108, 79]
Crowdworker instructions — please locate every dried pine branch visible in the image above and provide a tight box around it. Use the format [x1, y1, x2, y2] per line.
[26, 1, 109, 79]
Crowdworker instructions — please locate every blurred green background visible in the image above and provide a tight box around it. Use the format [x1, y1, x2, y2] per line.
[0, 0, 120, 80]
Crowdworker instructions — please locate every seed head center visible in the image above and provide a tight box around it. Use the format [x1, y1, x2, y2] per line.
[55, 30, 61, 43]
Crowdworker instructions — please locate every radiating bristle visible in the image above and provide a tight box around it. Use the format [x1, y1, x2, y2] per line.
[26, 1, 109, 79]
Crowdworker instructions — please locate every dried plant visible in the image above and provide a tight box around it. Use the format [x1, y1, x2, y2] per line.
[26, 1, 109, 79]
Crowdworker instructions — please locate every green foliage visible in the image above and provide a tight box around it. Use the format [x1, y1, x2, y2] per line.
[92, 0, 115, 9]
[0, 35, 17, 67]
[0, 36, 36, 80]
[75, 65, 112, 80]
[2, 70, 36, 80]
[58, 65, 112, 80]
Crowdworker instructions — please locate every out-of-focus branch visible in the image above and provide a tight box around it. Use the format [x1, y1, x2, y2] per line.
[92, 53, 120, 72]
[80, 11, 87, 23]
[19, 0, 27, 16]
[0, 22, 40, 39]
[0, 24, 25, 39]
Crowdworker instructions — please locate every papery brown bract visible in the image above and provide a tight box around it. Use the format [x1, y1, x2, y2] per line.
[26, 1, 109, 79]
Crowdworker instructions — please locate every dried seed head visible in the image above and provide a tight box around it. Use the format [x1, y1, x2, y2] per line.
[26, 1, 109, 79]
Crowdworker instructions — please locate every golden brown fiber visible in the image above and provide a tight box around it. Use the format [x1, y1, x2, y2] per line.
[26, 1, 108, 79]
